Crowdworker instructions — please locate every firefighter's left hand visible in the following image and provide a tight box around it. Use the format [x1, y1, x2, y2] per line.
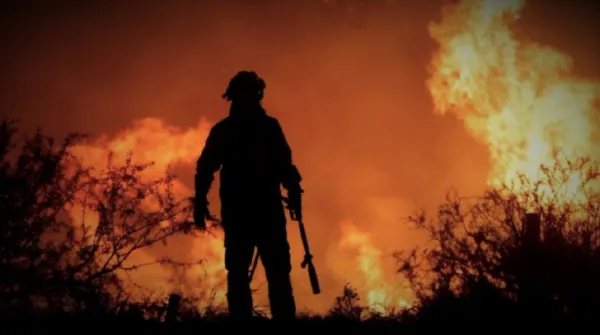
[286, 186, 303, 221]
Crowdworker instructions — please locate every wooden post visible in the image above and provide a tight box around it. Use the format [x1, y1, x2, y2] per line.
[166, 293, 182, 323]
[521, 212, 543, 317]
[523, 212, 541, 247]
[582, 230, 592, 254]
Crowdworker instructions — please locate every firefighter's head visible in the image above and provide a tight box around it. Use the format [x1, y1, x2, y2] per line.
[222, 70, 266, 103]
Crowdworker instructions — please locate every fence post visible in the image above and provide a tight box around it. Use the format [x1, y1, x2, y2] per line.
[521, 212, 544, 318]
[166, 293, 182, 323]
[523, 212, 541, 247]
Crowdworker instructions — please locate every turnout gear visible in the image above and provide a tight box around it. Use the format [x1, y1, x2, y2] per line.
[194, 70, 309, 320]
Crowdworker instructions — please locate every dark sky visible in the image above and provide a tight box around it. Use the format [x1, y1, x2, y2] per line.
[2, 0, 598, 133]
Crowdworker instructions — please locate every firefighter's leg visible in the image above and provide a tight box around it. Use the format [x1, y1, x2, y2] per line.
[258, 224, 296, 320]
[224, 231, 256, 320]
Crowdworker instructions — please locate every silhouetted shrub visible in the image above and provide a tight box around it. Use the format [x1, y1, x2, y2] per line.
[0, 119, 191, 316]
[396, 155, 600, 325]
[328, 284, 366, 320]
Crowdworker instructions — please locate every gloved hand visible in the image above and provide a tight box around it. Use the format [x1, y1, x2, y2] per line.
[193, 197, 210, 231]
[286, 186, 303, 221]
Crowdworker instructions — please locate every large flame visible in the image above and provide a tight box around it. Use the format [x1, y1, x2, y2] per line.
[68, 117, 229, 306]
[64, 116, 414, 314]
[54, 0, 600, 315]
[427, 0, 600, 201]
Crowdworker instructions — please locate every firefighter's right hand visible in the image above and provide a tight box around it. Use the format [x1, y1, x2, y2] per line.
[193, 198, 209, 231]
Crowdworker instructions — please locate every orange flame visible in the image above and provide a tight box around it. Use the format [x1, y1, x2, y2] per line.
[64, 115, 417, 314]
[427, 0, 600, 203]
[68, 117, 228, 305]
[339, 220, 412, 314]
[56, 0, 600, 314]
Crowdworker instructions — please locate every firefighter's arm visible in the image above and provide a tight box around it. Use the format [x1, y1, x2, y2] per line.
[271, 119, 302, 191]
[195, 126, 222, 202]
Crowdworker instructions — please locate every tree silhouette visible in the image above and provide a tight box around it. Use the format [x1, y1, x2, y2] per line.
[0, 119, 192, 317]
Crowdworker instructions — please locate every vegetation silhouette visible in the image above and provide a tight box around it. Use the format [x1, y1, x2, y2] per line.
[395, 154, 600, 330]
[1, 118, 598, 331]
[0, 118, 196, 320]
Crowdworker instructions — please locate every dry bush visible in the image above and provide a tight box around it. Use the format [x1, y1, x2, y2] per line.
[396, 155, 600, 322]
[0, 119, 194, 315]
[328, 284, 366, 320]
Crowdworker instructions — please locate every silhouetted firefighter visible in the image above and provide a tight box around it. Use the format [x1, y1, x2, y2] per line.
[194, 70, 308, 320]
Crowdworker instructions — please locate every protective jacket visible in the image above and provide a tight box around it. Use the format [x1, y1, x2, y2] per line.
[195, 104, 301, 223]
